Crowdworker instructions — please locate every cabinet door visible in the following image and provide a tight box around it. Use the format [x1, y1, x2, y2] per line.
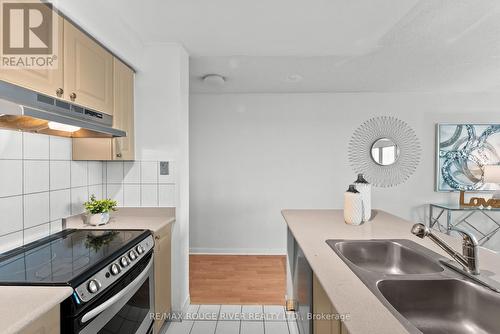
[72, 58, 134, 161]
[0, 12, 63, 98]
[63, 20, 113, 114]
[72, 138, 112, 161]
[154, 224, 172, 333]
[313, 274, 342, 334]
[112, 58, 135, 160]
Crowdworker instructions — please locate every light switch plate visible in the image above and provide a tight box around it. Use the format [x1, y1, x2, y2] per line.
[159, 161, 169, 175]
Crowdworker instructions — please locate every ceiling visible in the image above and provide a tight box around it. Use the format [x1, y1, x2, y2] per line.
[55, 0, 500, 93]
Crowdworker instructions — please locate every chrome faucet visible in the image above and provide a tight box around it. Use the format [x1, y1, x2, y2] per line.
[411, 223, 479, 275]
[410, 223, 500, 293]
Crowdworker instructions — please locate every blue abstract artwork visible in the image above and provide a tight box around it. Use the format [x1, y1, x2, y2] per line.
[437, 124, 500, 192]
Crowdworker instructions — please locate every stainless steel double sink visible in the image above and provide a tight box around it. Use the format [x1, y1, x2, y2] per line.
[327, 239, 500, 334]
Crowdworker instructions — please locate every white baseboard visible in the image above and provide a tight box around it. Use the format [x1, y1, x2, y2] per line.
[189, 247, 286, 255]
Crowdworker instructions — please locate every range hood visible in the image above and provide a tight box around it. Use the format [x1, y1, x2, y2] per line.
[0, 81, 126, 138]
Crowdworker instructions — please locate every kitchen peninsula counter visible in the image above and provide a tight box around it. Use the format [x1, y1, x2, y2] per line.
[282, 209, 500, 334]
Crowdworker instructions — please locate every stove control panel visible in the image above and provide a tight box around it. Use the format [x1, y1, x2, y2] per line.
[75, 235, 154, 303]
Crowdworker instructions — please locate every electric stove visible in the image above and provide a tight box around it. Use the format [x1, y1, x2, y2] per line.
[0, 229, 156, 334]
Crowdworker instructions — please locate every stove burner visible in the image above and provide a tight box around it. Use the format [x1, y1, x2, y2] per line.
[0, 229, 151, 286]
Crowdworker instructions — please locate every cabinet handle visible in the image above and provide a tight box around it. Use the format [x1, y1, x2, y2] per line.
[56, 88, 63, 97]
[70, 92, 77, 101]
[116, 153, 122, 158]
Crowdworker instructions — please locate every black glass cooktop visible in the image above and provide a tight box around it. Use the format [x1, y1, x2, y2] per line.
[0, 229, 150, 286]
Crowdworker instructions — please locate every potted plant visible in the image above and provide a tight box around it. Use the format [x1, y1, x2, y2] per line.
[84, 195, 117, 226]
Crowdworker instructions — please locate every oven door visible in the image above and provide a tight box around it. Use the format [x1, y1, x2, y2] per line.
[77, 255, 154, 334]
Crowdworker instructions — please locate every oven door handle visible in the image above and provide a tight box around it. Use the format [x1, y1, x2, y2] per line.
[81, 257, 153, 324]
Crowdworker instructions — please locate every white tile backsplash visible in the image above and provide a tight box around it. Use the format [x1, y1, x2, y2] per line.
[71, 187, 88, 215]
[24, 192, 50, 229]
[0, 130, 176, 254]
[141, 184, 158, 207]
[50, 189, 71, 221]
[0, 231, 23, 254]
[23, 132, 49, 159]
[106, 184, 124, 204]
[88, 161, 103, 185]
[0, 196, 23, 235]
[50, 220, 63, 234]
[49, 136, 72, 160]
[159, 184, 176, 207]
[0, 129, 22, 159]
[105, 161, 176, 208]
[124, 161, 141, 183]
[50, 161, 71, 190]
[24, 160, 49, 193]
[24, 223, 50, 245]
[0, 131, 105, 252]
[123, 184, 141, 207]
[0, 160, 22, 197]
[71, 161, 88, 187]
[89, 184, 103, 200]
[106, 161, 124, 183]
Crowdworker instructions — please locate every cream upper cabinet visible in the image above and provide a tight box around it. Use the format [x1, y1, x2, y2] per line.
[0, 13, 64, 98]
[63, 20, 114, 115]
[72, 58, 135, 161]
[113, 58, 135, 160]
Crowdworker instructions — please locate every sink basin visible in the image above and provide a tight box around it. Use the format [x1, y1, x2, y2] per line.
[378, 279, 500, 334]
[333, 240, 443, 275]
[327, 239, 500, 333]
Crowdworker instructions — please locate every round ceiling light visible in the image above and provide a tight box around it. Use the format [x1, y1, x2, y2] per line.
[202, 74, 226, 86]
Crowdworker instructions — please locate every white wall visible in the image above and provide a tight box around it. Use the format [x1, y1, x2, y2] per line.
[190, 92, 500, 254]
[135, 44, 190, 312]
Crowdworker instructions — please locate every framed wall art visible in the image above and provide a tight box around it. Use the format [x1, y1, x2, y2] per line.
[436, 124, 500, 192]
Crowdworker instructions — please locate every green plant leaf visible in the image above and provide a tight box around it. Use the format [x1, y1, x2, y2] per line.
[84, 195, 118, 214]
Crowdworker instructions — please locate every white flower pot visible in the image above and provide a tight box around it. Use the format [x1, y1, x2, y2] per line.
[86, 212, 110, 226]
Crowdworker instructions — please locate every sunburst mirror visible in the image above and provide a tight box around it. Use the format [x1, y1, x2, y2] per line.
[348, 116, 421, 187]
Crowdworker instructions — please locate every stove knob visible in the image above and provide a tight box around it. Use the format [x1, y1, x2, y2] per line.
[120, 256, 129, 267]
[110, 263, 121, 276]
[87, 279, 100, 294]
[128, 250, 137, 261]
[136, 245, 144, 254]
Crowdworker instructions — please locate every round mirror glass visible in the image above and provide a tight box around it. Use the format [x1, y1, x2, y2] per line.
[371, 138, 400, 166]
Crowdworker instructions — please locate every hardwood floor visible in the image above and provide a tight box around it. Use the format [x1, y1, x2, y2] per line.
[189, 255, 286, 305]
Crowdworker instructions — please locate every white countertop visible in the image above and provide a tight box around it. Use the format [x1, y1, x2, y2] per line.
[282, 209, 500, 334]
[0, 286, 73, 334]
[64, 207, 176, 232]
